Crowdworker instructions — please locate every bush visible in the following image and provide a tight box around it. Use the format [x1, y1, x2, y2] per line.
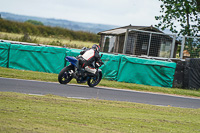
[0, 19, 99, 42]
[25, 20, 44, 26]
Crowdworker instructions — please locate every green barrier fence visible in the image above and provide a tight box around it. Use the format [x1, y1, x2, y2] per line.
[0, 42, 177, 87]
[99, 53, 121, 80]
[117, 56, 176, 87]
[0, 42, 11, 68]
[9, 44, 66, 74]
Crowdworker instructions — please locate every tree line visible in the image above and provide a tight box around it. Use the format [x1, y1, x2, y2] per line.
[0, 19, 99, 42]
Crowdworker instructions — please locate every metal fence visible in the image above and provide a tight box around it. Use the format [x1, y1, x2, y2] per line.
[123, 29, 200, 60]
[180, 36, 200, 59]
[123, 29, 176, 58]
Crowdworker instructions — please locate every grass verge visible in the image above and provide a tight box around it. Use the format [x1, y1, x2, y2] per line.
[0, 92, 200, 133]
[0, 67, 200, 97]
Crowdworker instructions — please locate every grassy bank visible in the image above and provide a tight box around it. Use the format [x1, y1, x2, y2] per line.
[0, 32, 94, 49]
[0, 92, 200, 133]
[0, 67, 200, 97]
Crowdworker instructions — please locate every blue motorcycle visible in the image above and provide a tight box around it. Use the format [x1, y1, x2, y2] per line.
[58, 55, 104, 87]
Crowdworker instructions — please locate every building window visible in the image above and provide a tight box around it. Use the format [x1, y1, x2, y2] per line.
[142, 42, 148, 50]
[103, 36, 116, 52]
[159, 40, 171, 58]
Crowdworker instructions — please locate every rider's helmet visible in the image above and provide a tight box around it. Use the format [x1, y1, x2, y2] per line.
[92, 44, 100, 52]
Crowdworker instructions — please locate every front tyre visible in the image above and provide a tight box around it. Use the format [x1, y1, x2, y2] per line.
[58, 66, 73, 84]
[87, 71, 102, 87]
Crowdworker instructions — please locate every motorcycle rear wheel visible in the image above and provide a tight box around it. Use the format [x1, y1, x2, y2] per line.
[87, 71, 102, 87]
[58, 66, 73, 84]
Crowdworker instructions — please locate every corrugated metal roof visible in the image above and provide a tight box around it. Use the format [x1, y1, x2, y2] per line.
[99, 28, 127, 35]
[98, 25, 161, 35]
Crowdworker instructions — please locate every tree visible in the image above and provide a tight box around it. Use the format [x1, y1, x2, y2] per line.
[25, 20, 44, 26]
[155, 0, 200, 36]
[197, 0, 200, 12]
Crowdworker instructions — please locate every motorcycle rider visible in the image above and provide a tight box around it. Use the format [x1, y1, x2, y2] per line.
[78, 44, 102, 75]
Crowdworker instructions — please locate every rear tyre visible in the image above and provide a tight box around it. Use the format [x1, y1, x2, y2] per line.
[87, 71, 102, 87]
[58, 66, 73, 84]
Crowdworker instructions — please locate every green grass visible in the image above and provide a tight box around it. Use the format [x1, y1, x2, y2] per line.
[0, 32, 95, 49]
[0, 92, 200, 133]
[0, 67, 200, 98]
[0, 67, 200, 132]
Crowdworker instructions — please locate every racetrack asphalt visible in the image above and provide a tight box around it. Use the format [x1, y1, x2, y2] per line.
[0, 77, 200, 108]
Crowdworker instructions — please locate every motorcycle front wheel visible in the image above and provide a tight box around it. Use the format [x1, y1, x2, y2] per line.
[87, 71, 102, 87]
[58, 66, 73, 84]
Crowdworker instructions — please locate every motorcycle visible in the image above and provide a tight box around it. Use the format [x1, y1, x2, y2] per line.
[58, 54, 104, 87]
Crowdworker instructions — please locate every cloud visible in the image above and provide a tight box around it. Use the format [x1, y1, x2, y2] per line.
[0, 0, 162, 26]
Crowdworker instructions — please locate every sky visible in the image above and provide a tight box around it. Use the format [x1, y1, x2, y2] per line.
[0, 0, 162, 26]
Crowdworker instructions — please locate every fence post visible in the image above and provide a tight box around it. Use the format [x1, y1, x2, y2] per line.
[180, 36, 185, 59]
[147, 33, 152, 56]
[7, 44, 11, 68]
[123, 29, 129, 54]
[170, 35, 176, 58]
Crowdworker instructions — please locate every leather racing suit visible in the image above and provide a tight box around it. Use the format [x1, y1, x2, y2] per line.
[79, 48, 101, 74]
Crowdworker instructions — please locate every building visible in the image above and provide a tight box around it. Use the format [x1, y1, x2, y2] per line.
[98, 25, 179, 58]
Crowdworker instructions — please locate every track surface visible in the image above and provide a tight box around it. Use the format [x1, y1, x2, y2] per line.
[0, 77, 200, 108]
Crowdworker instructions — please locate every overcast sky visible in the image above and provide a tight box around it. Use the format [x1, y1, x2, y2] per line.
[0, 0, 162, 26]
